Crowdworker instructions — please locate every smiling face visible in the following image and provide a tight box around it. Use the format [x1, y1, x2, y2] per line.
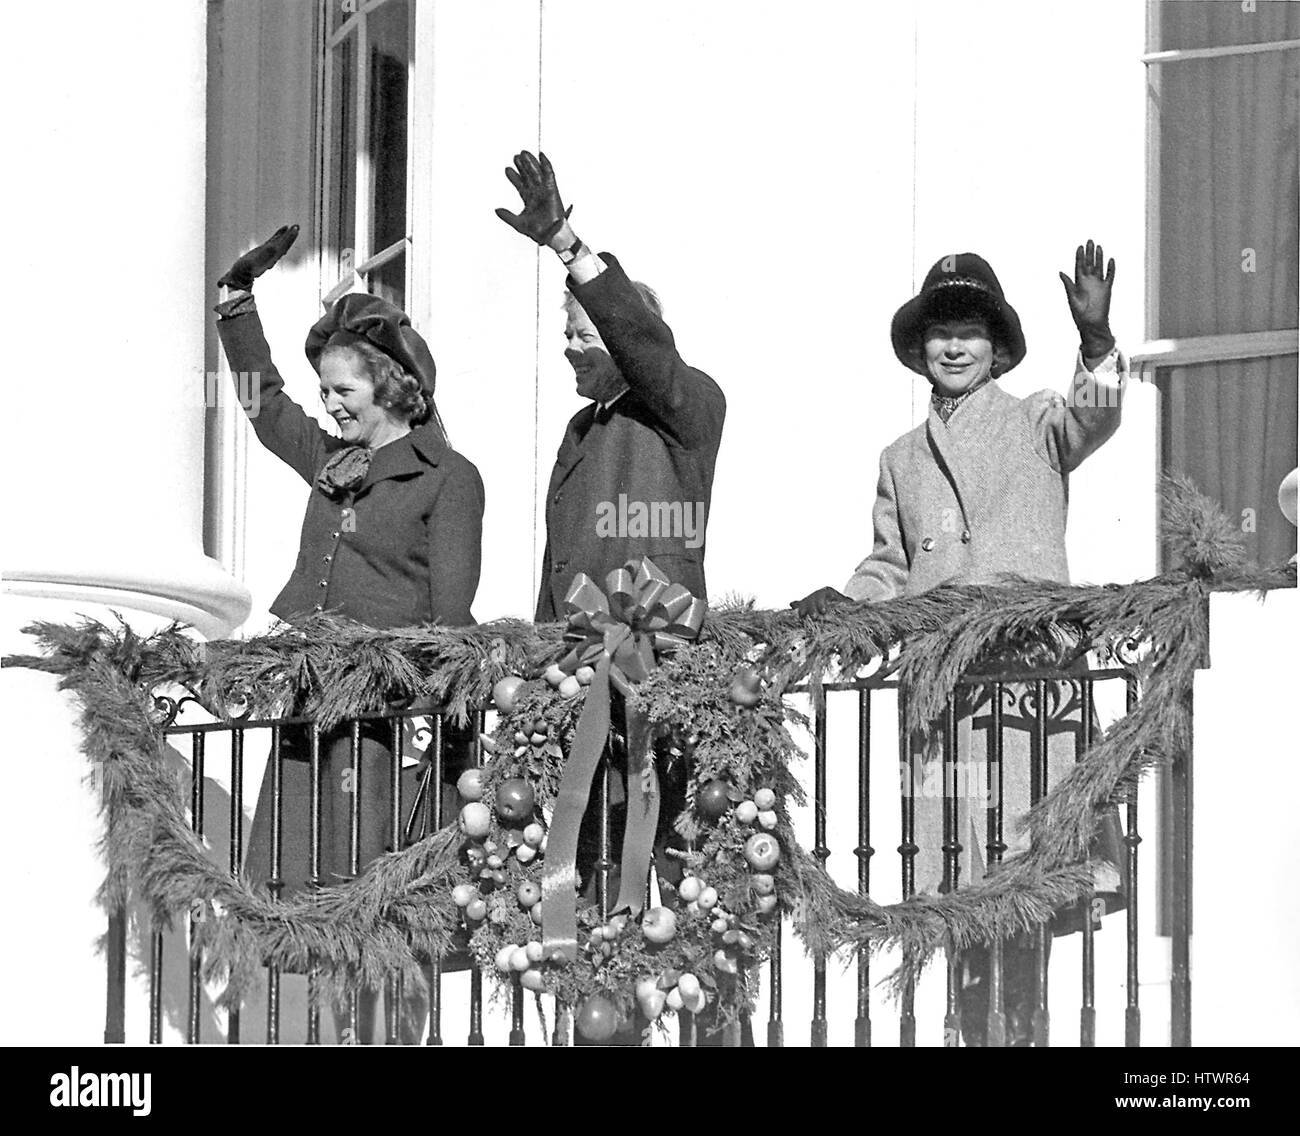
[563, 304, 627, 403]
[319, 348, 411, 449]
[921, 318, 999, 396]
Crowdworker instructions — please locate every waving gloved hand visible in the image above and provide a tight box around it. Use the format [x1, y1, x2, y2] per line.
[495, 151, 573, 246]
[218, 223, 300, 291]
[1058, 238, 1116, 359]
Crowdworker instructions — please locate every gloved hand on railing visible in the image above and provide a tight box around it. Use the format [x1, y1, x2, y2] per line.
[791, 585, 851, 619]
[218, 223, 300, 291]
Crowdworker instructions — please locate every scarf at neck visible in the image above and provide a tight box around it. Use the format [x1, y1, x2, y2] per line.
[316, 446, 372, 499]
[931, 376, 994, 423]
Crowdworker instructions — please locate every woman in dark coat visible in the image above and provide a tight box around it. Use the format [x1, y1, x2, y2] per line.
[214, 225, 483, 1040]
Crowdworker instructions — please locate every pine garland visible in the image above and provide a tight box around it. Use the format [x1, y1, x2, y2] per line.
[4, 477, 1294, 1018]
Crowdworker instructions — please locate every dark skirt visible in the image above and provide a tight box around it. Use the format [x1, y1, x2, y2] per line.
[244, 719, 469, 899]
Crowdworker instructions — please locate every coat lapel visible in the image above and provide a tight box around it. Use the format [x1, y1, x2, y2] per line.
[547, 404, 597, 498]
[357, 423, 444, 495]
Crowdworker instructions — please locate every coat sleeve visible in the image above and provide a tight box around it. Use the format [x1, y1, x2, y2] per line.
[426, 454, 485, 627]
[843, 450, 910, 602]
[568, 254, 725, 451]
[1029, 349, 1127, 474]
[216, 306, 332, 484]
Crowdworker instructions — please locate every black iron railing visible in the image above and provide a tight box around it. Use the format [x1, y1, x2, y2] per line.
[107, 653, 1190, 1046]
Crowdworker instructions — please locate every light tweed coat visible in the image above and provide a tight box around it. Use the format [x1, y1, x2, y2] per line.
[846, 355, 1127, 912]
[845, 355, 1125, 602]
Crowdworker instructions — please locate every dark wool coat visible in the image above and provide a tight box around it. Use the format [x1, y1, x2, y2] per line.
[535, 254, 726, 620]
[216, 308, 484, 629]
[216, 305, 483, 907]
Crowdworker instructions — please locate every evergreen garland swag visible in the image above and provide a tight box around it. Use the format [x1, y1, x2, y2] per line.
[4, 479, 1293, 1038]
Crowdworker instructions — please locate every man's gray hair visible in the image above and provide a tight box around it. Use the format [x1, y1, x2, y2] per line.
[564, 280, 663, 320]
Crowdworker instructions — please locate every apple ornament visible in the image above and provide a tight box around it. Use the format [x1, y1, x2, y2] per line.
[751, 873, 776, 896]
[641, 906, 678, 945]
[543, 664, 566, 688]
[520, 969, 546, 993]
[754, 787, 777, 810]
[496, 944, 518, 974]
[451, 883, 478, 908]
[576, 994, 621, 1042]
[558, 675, 582, 698]
[517, 881, 541, 909]
[575, 665, 595, 686]
[459, 802, 492, 839]
[697, 779, 732, 820]
[515, 844, 537, 865]
[755, 894, 779, 915]
[636, 977, 667, 1021]
[677, 876, 703, 903]
[492, 675, 525, 714]
[465, 898, 488, 922]
[495, 778, 536, 824]
[456, 768, 485, 802]
[757, 809, 779, 831]
[697, 886, 719, 911]
[735, 800, 759, 825]
[743, 832, 781, 872]
[523, 823, 545, 848]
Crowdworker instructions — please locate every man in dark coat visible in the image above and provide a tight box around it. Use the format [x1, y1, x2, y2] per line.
[495, 151, 725, 621]
[499, 152, 736, 1044]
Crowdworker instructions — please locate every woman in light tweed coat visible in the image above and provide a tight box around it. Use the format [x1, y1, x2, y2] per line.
[796, 242, 1126, 1044]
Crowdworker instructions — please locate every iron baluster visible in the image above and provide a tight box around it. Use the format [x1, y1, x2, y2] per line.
[1124, 676, 1141, 1047]
[812, 689, 829, 1047]
[855, 689, 873, 1047]
[227, 726, 243, 1044]
[188, 732, 206, 1044]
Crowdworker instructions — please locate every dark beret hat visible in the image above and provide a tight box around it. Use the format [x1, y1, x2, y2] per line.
[305, 293, 436, 397]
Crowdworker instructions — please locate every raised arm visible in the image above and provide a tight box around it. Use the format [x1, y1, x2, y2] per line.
[1035, 239, 1126, 472]
[496, 150, 724, 449]
[568, 257, 725, 450]
[214, 224, 335, 484]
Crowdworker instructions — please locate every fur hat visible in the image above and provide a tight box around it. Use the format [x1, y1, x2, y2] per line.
[891, 253, 1026, 376]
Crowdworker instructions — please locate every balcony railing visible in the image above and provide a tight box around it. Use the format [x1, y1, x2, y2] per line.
[108, 645, 1185, 1047]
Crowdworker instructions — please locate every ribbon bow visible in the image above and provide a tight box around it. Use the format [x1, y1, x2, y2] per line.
[541, 557, 706, 962]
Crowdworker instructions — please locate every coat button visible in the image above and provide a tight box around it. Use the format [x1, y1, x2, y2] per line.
[323, 554, 332, 563]
[553, 560, 568, 574]
[318, 579, 328, 587]
[330, 530, 340, 539]
[313, 604, 323, 612]
[961, 530, 971, 544]
[921, 537, 935, 552]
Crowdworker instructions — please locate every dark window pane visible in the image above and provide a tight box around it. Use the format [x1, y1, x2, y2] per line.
[1156, 0, 1300, 53]
[1157, 355, 1298, 569]
[1155, 49, 1299, 337]
[327, 35, 357, 279]
[368, 249, 406, 311]
[368, 0, 410, 255]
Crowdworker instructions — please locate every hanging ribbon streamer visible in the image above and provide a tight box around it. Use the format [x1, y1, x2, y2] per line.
[540, 557, 706, 962]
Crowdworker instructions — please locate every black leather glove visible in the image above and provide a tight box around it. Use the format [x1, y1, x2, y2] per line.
[1058, 238, 1116, 359]
[791, 586, 851, 619]
[218, 223, 299, 291]
[494, 151, 572, 246]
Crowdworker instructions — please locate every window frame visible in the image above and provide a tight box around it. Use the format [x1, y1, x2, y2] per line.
[1136, 7, 1299, 376]
[316, 0, 419, 312]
